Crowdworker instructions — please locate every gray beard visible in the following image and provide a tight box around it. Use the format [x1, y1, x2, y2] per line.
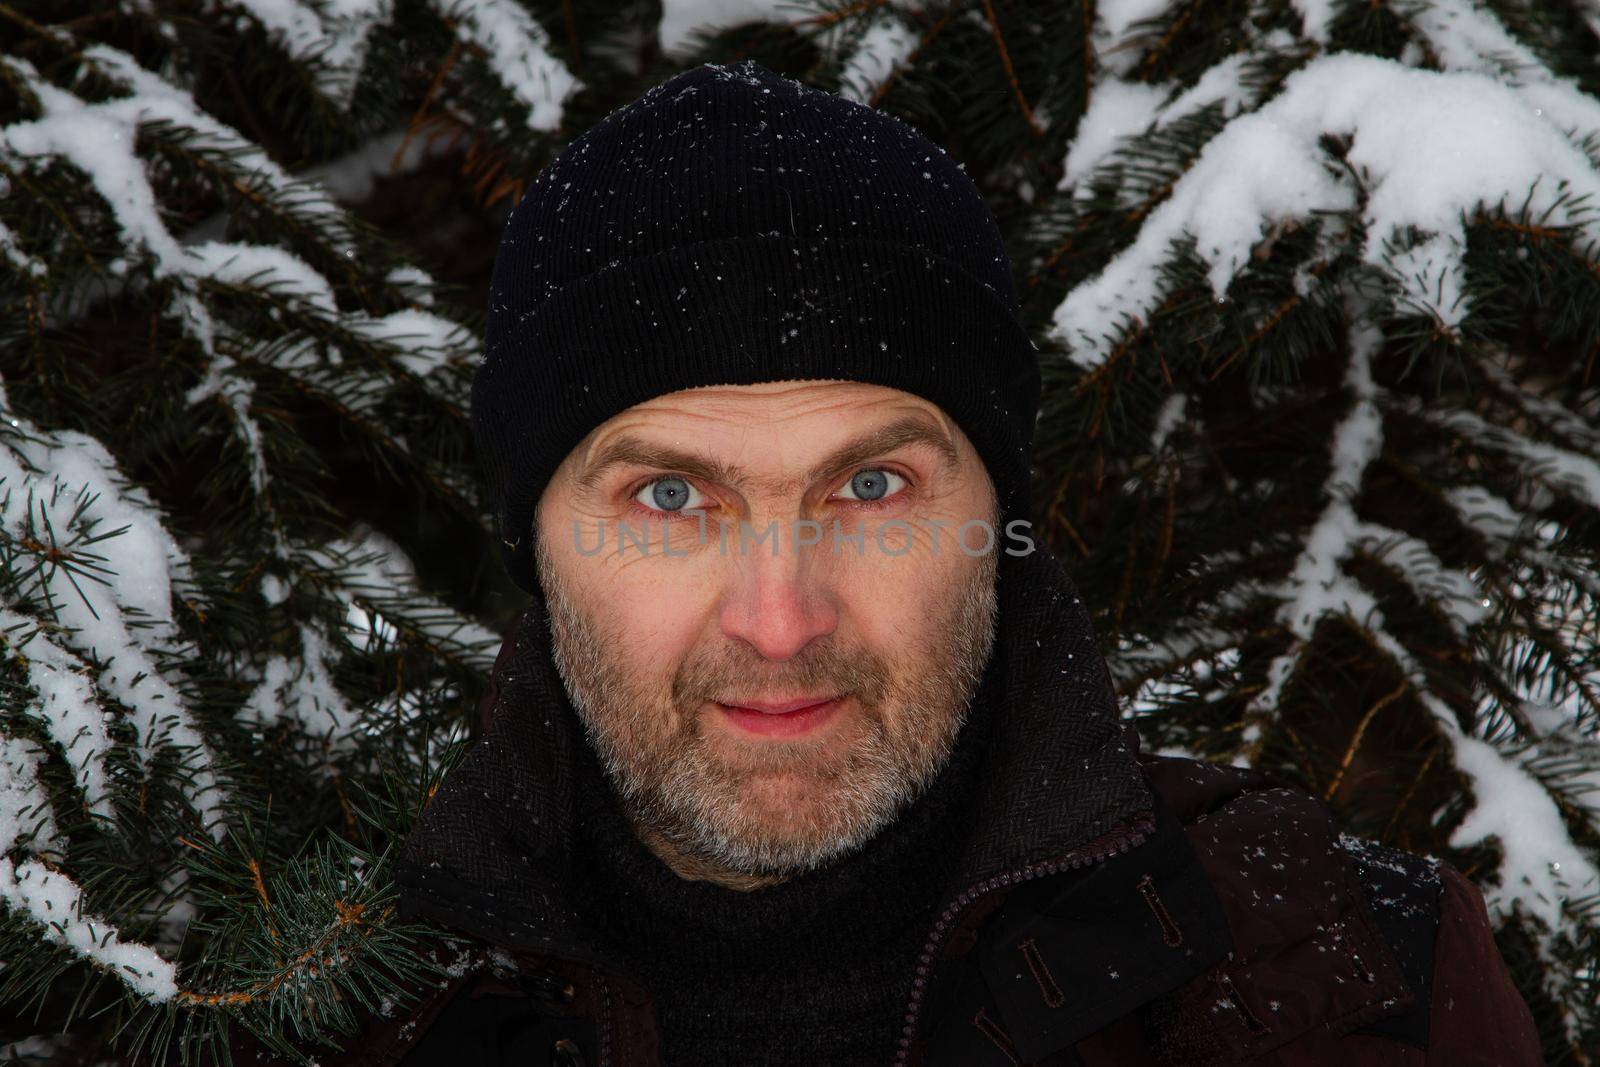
[534, 533, 998, 878]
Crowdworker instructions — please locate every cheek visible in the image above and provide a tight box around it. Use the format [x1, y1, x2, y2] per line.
[836, 551, 961, 658]
[598, 563, 716, 685]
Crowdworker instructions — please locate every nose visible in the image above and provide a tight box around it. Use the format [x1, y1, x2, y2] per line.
[717, 544, 839, 661]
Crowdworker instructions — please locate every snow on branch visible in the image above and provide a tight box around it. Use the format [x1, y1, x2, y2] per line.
[0, 736, 58, 857]
[1346, 523, 1489, 642]
[1366, 618, 1600, 939]
[184, 241, 340, 317]
[231, 525, 496, 768]
[0, 218, 45, 279]
[0, 727, 178, 1003]
[426, 0, 580, 132]
[2, 43, 477, 532]
[344, 308, 475, 379]
[1343, 606, 1600, 1052]
[1474, 356, 1600, 458]
[0, 402, 228, 838]
[1, 43, 341, 421]
[299, 526, 499, 669]
[1, 43, 349, 279]
[1404, 401, 1600, 511]
[659, 0, 815, 61]
[1413, 0, 1552, 84]
[1051, 52, 1600, 368]
[0, 611, 116, 820]
[1057, 49, 1264, 195]
[205, 0, 392, 109]
[0, 856, 180, 1002]
[833, 9, 919, 106]
[1240, 316, 1387, 741]
[193, 0, 583, 141]
[1199, 303, 1598, 979]
[238, 620, 362, 764]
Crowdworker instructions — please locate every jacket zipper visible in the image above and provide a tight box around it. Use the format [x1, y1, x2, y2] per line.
[891, 810, 1156, 1066]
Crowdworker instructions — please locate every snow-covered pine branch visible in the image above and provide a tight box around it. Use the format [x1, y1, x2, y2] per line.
[0, 11, 507, 1057]
[2, 0, 1597, 1060]
[1038, 3, 1600, 1051]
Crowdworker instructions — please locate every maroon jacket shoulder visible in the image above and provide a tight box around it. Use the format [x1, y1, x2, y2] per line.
[1423, 862, 1542, 1066]
[1123, 748, 1543, 1067]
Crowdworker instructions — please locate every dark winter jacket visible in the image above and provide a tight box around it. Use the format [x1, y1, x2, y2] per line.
[302, 546, 1540, 1067]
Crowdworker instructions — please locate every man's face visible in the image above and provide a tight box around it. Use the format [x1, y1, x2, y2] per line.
[533, 381, 1000, 880]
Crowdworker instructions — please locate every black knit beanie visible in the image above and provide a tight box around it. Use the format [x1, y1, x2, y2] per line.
[474, 59, 1041, 595]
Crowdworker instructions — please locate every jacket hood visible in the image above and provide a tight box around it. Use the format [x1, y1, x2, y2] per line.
[395, 543, 1152, 962]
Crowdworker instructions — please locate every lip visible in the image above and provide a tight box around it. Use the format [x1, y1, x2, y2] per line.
[720, 696, 840, 714]
[713, 695, 846, 738]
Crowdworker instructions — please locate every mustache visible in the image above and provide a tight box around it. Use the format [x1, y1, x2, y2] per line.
[669, 636, 894, 710]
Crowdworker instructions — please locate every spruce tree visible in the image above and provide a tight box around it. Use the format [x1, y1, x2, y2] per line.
[0, 0, 1596, 1063]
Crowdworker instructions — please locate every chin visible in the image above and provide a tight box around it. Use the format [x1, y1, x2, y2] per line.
[730, 769, 836, 819]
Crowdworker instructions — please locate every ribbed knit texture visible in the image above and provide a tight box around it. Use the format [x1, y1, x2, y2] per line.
[565, 659, 1002, 1067]
[474, 59, 1042, 594]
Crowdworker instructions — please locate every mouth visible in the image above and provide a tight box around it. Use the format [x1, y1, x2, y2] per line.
[713, 695, 847, 738]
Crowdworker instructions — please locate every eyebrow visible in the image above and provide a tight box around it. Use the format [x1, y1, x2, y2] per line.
[573, 413, 961, 497]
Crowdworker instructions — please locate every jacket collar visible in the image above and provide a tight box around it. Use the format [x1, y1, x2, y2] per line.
[395, 544, 1153, 968]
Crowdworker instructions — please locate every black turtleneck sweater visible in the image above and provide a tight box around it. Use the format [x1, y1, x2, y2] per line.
[565, 663, 1001, 1067]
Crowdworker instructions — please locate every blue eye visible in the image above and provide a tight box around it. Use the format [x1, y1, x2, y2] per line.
[636, 476, 703, 512]
[837, 468, 904, 502]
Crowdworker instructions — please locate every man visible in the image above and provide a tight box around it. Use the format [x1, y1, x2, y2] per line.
[325, 60, 1540, 1066]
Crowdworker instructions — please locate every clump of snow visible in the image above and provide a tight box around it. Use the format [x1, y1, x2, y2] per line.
[238, 622, 361, 757]
[260, 573, 291, 607]
[0, 738, 179, 1001]
[0, 857, 179, 1002]
[184, 242, 339, 316]
[835, 15, 918, 106]
[208, 0, 391, 108]
[1055, 45, 1275, 214]
[1059, 81, 1169, 190]
[1384, 233, 1467, 329]
[0, 414, 227, 837]
[659, 0, 807, 60]
[1164, 51, 1262, 123]
[0, 219, 46, 279]
[428, 0, 580, 131]
[0, 611, 117, 820]
[303, 525, 499, 663]
[1090, 0, 1173, 78]
[346, 309, 473, 378]
[301, 127, 456, 205]
[1448, 736, 1600, 931]
[1239, 317, 1385, 738]
[1148, 392, 1188, 454]
[1050, 53, 1600, 368]
[1411, 402, 1600, 511]
[385, 265, 437, 309]
[0, 736, 58, 855]
[0, 54, 191, 283]
[1444, 486, 1527, 559]
[1289, 0, 1337, 43]
[1412, 0, 1545, 82]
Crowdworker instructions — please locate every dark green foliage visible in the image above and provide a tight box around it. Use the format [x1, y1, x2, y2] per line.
[1, 0, 1597, 1063]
